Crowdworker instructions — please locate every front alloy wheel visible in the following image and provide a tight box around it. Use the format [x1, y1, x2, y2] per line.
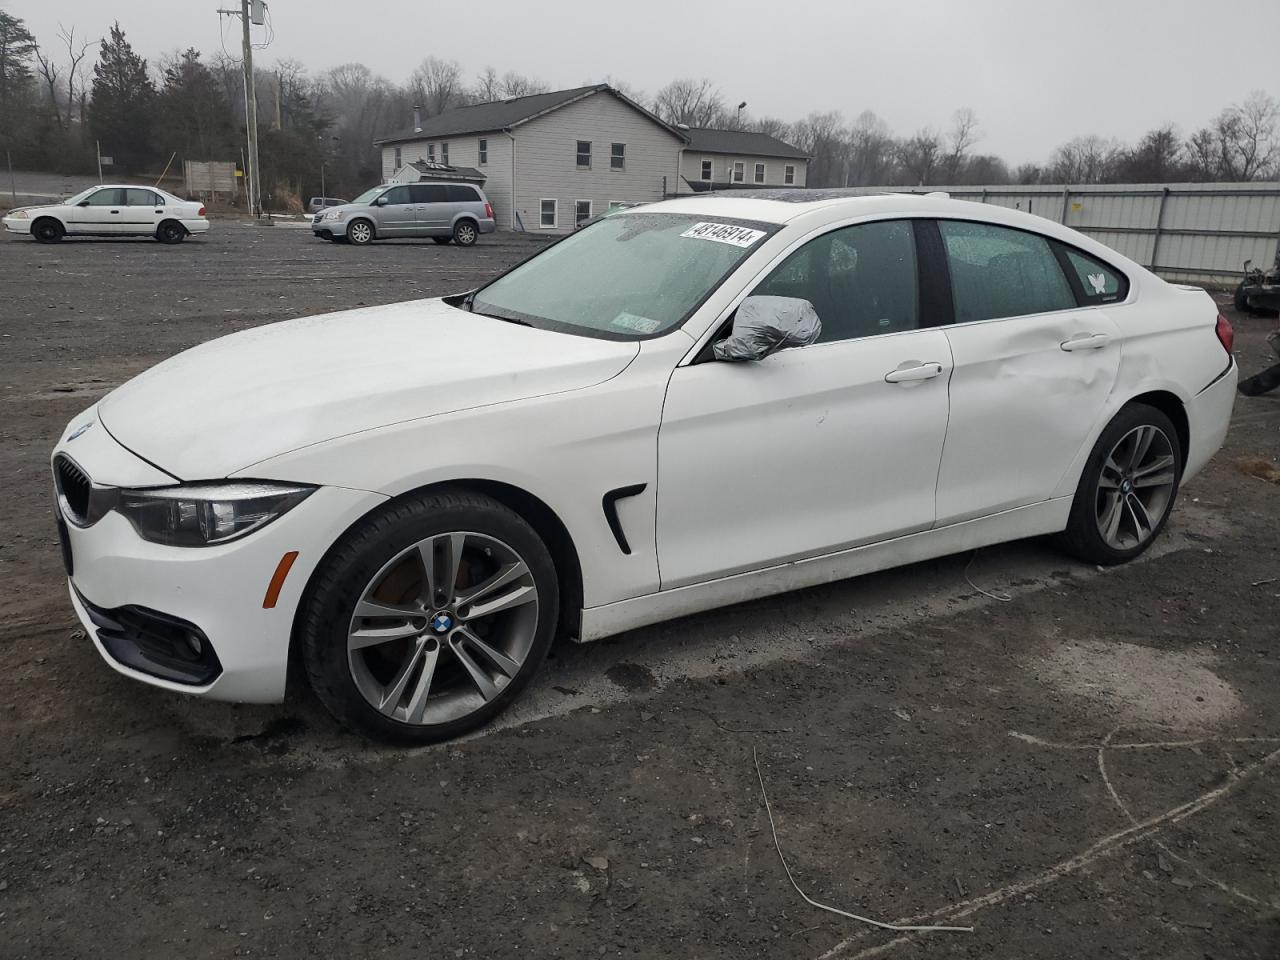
[346, 219, 374, 245]
[300, 489, 558, 743]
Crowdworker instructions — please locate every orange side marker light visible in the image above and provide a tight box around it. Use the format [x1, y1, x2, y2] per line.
[263, 551, 300, 609]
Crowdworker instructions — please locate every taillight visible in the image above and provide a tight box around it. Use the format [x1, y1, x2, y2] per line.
[197, 205, 207, 217]
[1215, 313, 1234, 356]
[483, 202, 494, 220]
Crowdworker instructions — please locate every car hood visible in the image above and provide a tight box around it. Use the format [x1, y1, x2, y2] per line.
[313, 202, 365, 219]
[98, 298, 639, 480]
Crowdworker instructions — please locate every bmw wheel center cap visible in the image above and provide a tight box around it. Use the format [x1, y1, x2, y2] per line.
[430, 612, 454, 634]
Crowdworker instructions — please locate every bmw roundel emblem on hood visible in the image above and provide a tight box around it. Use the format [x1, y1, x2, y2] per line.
[66, 421, 94, 442]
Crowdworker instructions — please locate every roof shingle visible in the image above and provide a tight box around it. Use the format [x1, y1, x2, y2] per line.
[685, 128, 809, 160]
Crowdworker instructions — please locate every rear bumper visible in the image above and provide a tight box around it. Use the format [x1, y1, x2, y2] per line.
[1184, 359, 1238, 482]
[479, 219, 497, 235]
[181, 219, 211, 235]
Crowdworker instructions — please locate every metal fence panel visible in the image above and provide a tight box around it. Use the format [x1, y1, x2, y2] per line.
[869, 182, 1280, 285]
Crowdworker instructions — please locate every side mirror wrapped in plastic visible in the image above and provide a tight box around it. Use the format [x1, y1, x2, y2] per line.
[712, 295, 822, 362]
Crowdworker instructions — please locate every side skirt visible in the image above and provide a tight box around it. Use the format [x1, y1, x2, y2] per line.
[576, 497, 1073, 643]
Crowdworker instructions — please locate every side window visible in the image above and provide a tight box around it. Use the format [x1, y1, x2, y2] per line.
[576, 141, 591, 168]
[83, 188, 124, 206]
[382, 186, 411, 205]
[478, 138, 487, 165]
[1060, 246, 1128, 304]
[700, 159, 712, 181]
[443, 184, 476, 202]
[938, 220, 1075, 323]
[753, 220, 919, 343]
[410, 184, 447, 203]
[125, 189, 159, 206]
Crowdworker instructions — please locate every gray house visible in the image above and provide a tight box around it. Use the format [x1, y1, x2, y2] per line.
[375, 84, 688, 231]
[677, 128, 810, 193]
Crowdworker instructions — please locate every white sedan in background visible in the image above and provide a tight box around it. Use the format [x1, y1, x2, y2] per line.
[3, 185, 208, 243]
[51, 192, 1237, 743]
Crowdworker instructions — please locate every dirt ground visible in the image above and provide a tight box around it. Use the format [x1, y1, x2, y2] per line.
[1, 224, 1277, 959]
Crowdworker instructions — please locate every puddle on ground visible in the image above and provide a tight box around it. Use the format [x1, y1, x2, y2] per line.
[1034, 638, 1241, 731]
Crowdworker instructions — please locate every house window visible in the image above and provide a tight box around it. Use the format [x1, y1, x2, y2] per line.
[576, 141, 591, 167]
[540, 198, 557, 228]
[611, 143, 625, 170]
[754, 162, 765, 184]
[478, 138, 487, 165]
[785, 164, 795, 185]
[732, 161, 744, 183]
[393, 146, 402, 168]
[427, 144, 435, 162]
[575, 199, 592, 226]
[441, 142, 449, 165]
[700, 159, 712, 181]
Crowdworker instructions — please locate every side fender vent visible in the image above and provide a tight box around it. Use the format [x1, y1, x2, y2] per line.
[601, 484, 647, 555]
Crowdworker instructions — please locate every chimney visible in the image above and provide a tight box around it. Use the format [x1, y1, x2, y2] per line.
[413, 105, 422, 133]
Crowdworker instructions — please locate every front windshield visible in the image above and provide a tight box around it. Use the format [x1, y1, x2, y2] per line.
[64, 187, 98, 204]
[352, 186, 385, 204]
[471, 213, 777, 339]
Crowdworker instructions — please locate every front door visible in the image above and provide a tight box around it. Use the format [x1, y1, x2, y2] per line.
[66, 187, 126, 234]
[375, 185, 416, 234]
[930, 219, 1122, 524]
[656, 219, 952, 588]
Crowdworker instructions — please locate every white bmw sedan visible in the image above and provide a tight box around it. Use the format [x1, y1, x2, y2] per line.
[3, 185, 208, 243]
[52, 192, 1237, 742]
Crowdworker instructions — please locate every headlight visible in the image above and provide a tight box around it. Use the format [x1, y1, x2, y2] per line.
[116, 482, 315, 546]
[10, 210, 29, 219]
[314, 212, 325, 221]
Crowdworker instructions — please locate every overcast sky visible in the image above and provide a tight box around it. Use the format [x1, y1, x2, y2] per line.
[7, 0, 1279, 164]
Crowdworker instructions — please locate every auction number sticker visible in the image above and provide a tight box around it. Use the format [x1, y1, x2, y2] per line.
[680, 222, 766, 247]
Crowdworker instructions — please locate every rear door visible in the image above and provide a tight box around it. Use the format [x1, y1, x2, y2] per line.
[411, 183, 449, 233]
[123, 188, 165, 235]
[930, 218, 1122, 524]
[67, 188, 126, 234]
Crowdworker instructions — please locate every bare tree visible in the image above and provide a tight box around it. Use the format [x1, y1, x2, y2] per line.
[751, 116, 793, 142]
[791, 110, 845, 186]
[897, 128, 942, 185]
[846, 110, 896, 186]
[942, 107, 980, 183]
[33, 24, 93, 129]
[653, 78, 725, 128]
[474, 66, 500, 102]
[499, 71, 549, 98]
[1047, 135, 1121, 183]
[409, 56, 465, 117]
[33, 42, 59, 127]
[1115, 125, 1184, 182]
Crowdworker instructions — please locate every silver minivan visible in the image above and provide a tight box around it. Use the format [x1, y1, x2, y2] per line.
[312, 181, 496, 246]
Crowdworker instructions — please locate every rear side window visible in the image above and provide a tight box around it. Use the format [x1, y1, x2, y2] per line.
[444, 184, 479, 202]
[125, 189, 160, 206]
[410, 184, 447, 203]
[938, 220, 1075, 323]
[1060, 246, 1128, 304]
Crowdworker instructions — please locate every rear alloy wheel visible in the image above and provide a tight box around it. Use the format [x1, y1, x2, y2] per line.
[301, 490, 558, 743]
[1059, 403, 1182, 565]
[452, 219, 478, 246]
[32, 218, 64, 243]
[157, 220, 186, 244]
[346, 219, 374, 245]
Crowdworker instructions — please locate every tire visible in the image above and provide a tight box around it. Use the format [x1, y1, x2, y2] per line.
[1058, 403, 1183, 566]
[1233, 282, 1253, 315]
[452, 219, 478, 246]
[299, 488, 559, 744]
[432, 236, 452, 245]
[346, 219, 374, 245]
[156, 220, 186, 244]
[32, 218, 64, 243]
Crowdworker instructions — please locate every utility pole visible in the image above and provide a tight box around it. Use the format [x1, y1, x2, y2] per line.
[220, 0, 264, 217]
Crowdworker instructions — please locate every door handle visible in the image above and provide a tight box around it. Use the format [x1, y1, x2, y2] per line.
[884, 361, 944, 384]
[109, 209, 119, 214]
[1060, 333, 1111, 351]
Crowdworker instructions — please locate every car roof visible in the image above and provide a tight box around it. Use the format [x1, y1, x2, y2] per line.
[630, 190, 1151, 279]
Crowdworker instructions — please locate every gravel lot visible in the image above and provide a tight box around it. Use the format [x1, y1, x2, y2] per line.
[1, 224, 1278, 959]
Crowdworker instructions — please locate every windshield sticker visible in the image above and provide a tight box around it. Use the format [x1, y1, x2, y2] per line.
[680, 222, 767, 248]
[1087, 272, 1108, 295]
[611, 311, 662, 334]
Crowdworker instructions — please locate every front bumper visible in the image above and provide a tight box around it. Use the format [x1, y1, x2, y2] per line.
[55, 409, 387, 703]
[3, 215, 31, 235]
